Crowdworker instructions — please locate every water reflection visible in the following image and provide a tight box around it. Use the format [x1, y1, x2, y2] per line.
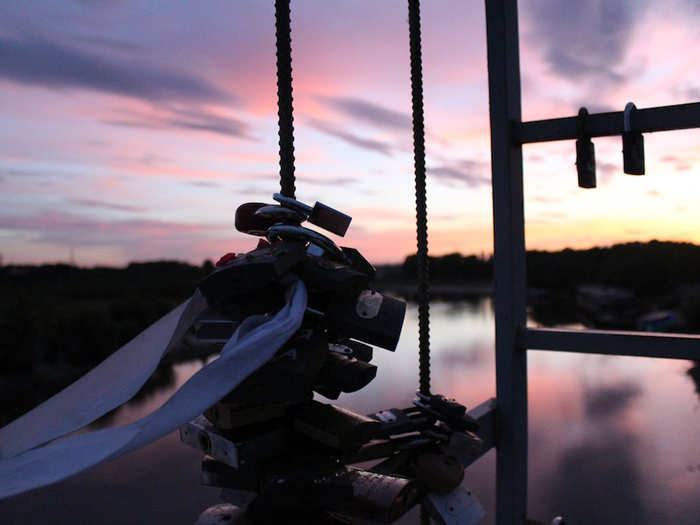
[90, 363, 179, 428]
[438, 343, 486, 368]
[686, 361, 700, 399]
[542, 431, 655, 523]
[534, 382, 653, 524]
[2, 298, 700, 524]
[583, 382, 642, 419]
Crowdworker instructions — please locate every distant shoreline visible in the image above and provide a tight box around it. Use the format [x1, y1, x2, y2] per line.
[381, 281, 493, 299]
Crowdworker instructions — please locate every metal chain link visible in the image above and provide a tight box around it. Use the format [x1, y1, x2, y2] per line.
[274, 0, 296, 199]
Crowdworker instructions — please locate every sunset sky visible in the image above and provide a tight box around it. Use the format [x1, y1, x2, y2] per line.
[2, 0, 700, 266]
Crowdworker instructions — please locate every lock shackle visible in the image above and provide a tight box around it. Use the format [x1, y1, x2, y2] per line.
[577, 107, 589, 138]
[267, 224, 345, 260]
[273, 192, 313, 216]
[624, 102, 636, 133]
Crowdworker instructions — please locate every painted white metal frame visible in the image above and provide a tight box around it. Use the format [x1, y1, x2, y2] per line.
[483, 1, 700, 523]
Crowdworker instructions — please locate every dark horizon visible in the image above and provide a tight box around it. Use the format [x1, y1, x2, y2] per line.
[3, 237, 698, 271]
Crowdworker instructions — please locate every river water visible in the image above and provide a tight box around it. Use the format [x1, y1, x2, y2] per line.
[2, 298, 700, 524]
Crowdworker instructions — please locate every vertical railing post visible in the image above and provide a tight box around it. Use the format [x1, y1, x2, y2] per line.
[485, 0, 528, 523]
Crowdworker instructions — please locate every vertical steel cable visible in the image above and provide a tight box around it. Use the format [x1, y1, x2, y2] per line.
[408, 3, 431, 522]
[275, 0, 296, 198]
[408, 0, 430, 399]
[408, 3, 431, 520]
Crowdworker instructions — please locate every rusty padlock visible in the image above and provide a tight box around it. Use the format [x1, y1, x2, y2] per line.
[412, 452, 464, 494]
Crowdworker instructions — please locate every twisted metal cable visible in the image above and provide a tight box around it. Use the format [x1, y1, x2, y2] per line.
[408, 2, 431, 522]
[275, 0, 296, 198]
[408, 0, 430, 398]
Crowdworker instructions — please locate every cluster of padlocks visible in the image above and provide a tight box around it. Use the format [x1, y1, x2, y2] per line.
[179, 194, 486, 524]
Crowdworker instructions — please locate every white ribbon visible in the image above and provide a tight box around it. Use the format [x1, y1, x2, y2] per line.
[0, 290, 207, 460]
[0, 280, 307, 500]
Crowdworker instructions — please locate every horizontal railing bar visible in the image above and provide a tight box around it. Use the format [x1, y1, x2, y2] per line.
[516, 101, 700, 144]
[522, 327, 700, 360]
[462, 397, 497, 469]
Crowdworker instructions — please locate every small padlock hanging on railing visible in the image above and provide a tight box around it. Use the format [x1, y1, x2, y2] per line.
[623, 102, 645, 175]
[576, 107, 596, 189]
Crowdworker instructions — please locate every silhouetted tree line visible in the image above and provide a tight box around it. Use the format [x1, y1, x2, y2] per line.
[526, 241, 700, 295]
[3, 241, 700, 424]
[399, 241, 700, 295]
[400, 253, 493, 282]
[0, 260, 215, 424]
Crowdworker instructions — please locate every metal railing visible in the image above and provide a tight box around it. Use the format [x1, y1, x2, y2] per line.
[481, 1, 700, 523]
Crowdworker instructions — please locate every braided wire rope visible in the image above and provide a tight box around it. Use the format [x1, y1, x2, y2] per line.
[408, 0, 431, 398]
[408, 0, 430, 525]
[273, 2, 433, 521]
[408, 3, 431, 521]
[275, 0, 296, 198]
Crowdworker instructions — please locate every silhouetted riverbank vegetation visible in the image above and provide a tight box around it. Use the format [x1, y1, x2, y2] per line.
[0, 261, 214, 424]
[381, 241, 700, 329]
[383, 240, 700, 293]
[3, 240, 700, 425]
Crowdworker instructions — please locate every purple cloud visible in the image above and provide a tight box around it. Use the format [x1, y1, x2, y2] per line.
[102, 107, 252, 139]
[319, 96, 411, 131]
[0, 211, 229, 247]
[185, 180, 224, 188]
[298, 175, 357, 187]
[308, 118, 393, 156]
[70, 199, 148, 213]
[428, 159, 491, 187]
[0, 35, 230, 103]
[523, 0, 649, 83]
[597, 162, 618, 184]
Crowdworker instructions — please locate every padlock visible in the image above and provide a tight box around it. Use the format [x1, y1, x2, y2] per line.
[576, 107, 596, 188]
[234, 202, 272, 236]
[273, 192, 352, 236]
[291, 400, 381, 451]
[412, 452, 465, 494]
[248, 466, 419, 524]
[192, 312, 239, 345]
[321, 468, 420, 523]
[267, 224, 346, 261]
[413, 392, 479, 432]
[445, 431, 484, 465]
[201, 456, 260, 491]
[341, 246, 376, 278]
[328, 339, 373, 362]
[416, 393, 465, 418]
[209, 326, 328, 419]
[180, 416, 290, 469]
[194, 503, 252, 525]
[198, 241, 306, 309]
[254, 204, 304, 225]
[235, 203, 305, 237]
[313, 352, 378, 398]
[623, 102, 645, 175]
[325, 290, 407, 352]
